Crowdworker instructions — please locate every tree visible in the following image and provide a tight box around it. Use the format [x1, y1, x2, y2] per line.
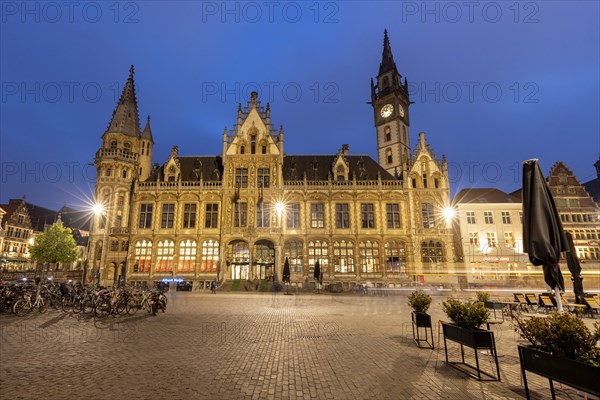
[30, 222, 78, 273]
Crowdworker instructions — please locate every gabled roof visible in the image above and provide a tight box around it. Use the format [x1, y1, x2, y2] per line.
[283, 155, 395, 181]
[0, 203, 19, 227]
[147, 156, 224, 182]
[453, 188, 521, 205]
[24, 202, 59, 232]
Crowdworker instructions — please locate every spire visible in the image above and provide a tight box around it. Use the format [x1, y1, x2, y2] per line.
[106, 65, 141, 138]
[379, 29, 398, 76]
[141, 115, 154, 142]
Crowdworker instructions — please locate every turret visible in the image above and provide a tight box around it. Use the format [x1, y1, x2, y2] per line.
[139, 115, 154, 180]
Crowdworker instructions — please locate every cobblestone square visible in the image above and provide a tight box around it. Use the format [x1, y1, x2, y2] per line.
[0, 292, 594, 399]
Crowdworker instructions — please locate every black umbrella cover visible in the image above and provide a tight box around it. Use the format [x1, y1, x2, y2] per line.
[313, 260, 321, 281]
[282, 257, 291, 283]
[565, 231, 584, 296]
[522, 160, 569, 291]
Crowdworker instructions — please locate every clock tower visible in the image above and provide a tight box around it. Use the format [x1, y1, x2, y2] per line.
[371, 29, 411, 177]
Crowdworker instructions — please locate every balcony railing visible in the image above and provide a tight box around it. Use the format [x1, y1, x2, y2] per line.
[96, 148, 139, 162]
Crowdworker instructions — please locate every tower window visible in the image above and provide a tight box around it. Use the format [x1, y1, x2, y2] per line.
[146, 142, 150, 154]
[240, 146, 245, 155]
[110, 141, 117, 149]
[386, 149, 393, 165]
[384, 126, 391, 142]
[141, 142, 145, 155]
[383, 76, 390, 88]
[262, 145, 267, 154]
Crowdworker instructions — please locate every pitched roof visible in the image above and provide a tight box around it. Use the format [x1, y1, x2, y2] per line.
[23, 202, 60, 232]
[141, 115, 154, 142]
[0, 203, 19, 227]
[147, 156, 224, 182]
[583, 177, 600, 204]
[283, 155, 395, 181]
[105, 65, 141, 138]
[453, 188, 521, 205]
[59, 206, 92, 231]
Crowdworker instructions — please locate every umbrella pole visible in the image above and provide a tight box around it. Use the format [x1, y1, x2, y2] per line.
[547, 284, 564, 312]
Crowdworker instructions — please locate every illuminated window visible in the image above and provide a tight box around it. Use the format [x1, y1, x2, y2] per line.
[469, 232, 479, 246]
[333, 240, 354, 273]
[201, 240, 219, 272]
[256, 202, 271, 228]
[359, 241, 380, 273]
[284, 240, 303, 273]
[385, 241, 406, 273]
[258, 168, 270, 188]
[156, 240, 175, 272]
[234, 202, 247, 227]
[486, 232, 497, 247]
[178, 240, 197, 272]
[133, 240, 152, 273]
[421, 203, 435, 228]
[421, 241, 443, 263]
[308, 240, 328, 274]
[504, 232, 514, 248]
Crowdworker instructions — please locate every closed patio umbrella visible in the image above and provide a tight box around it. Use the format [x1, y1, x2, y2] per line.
[522, 159, 569, 311]
[565, 231, 584, 302]
[314, 260, 321, 293]
[283, 257, 291, 294]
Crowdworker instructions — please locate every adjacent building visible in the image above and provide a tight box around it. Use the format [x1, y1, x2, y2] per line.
[547, 161, 600, 264]
[89, 31, 456, 288]
[0, 198, 34, 272]
[452, 188, 529, 286]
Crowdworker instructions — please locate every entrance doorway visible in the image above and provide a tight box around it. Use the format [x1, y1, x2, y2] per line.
[231, 264, 249, 280]
[228, 240, 250, 280]
[253, 240, 275, 280]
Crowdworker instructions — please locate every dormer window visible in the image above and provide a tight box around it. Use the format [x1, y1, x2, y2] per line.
[262, 145, 267, 154]
[251, 135, 256, 154]
[422, 173, 428, 188]
[336, 165, 346, 181]
[168, 176, 175, 182]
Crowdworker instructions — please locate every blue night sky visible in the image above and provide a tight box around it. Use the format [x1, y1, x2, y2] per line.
[1, 1, 599, 210]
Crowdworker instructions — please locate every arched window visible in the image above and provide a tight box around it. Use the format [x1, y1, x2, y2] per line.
[201, 240, 219, 272]
[385, 241, 406, 273]
[179, 240, 197, 272]
[421, 241, 444, 263]
[359, 241, 380, 273]
[251, 135, 256, 154]
[141, 142, 145, 155]
[156, 240, 175, 272]
[96, 241, 103, 260]
[134, 240, 152, 273]
[284, 240, 303, 273]
[308, 240, 328, 274]
[333, 240, 354, 274]
[110, 141, 117, 150]
[384, 126, 391, 142]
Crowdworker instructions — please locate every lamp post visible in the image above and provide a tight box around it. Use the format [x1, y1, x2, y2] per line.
[93, 203, 108, 286]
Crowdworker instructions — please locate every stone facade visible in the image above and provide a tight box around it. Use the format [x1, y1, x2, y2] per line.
[90, 33, 455, 288]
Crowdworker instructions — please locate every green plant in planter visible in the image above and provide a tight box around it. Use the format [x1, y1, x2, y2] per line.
[408, 291, 432, 315]
[514, 312, 600, 366]
[475, 291, 490, 302]
[442, 298, 489, 330]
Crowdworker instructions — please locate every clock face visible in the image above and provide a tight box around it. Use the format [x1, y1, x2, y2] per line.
[380, 104, 393, 118]
[399, 105, 405, 117]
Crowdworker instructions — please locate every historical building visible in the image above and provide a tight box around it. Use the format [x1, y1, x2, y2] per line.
[89, 32, 455, 289]
[0, 198, 34, 272]
[452, 188, 529, 286]
[582, 158, 600, 204]
[547, 162, 600, 264]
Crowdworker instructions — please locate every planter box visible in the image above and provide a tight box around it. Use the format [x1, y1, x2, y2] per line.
[518, 345, 600, 399]
[442, 322, 500, 381]
[411, 312, 433, 349]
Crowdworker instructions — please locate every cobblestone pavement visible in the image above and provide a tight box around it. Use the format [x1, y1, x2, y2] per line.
[0, 292, 595, 400]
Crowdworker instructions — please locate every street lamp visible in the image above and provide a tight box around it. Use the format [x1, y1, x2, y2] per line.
[93, 202, 108, 286]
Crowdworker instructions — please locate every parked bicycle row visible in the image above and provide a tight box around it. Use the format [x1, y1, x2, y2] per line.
[0, 281, 167, 318]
